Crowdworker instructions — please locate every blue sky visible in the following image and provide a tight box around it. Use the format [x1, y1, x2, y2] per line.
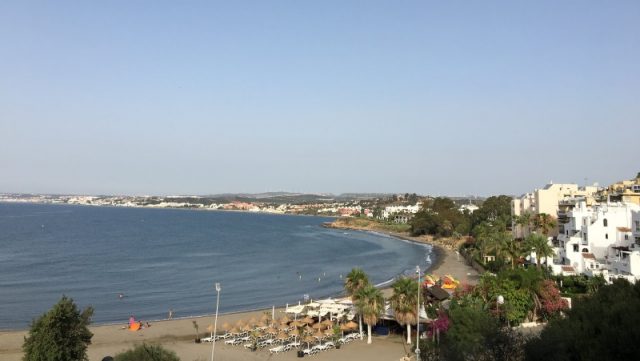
[1, 1, 638, 196]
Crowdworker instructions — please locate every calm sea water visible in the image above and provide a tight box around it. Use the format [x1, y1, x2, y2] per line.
[0, 202, 432, 330]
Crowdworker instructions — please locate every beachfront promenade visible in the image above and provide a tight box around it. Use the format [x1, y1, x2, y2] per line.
[0, 246, 477, 361]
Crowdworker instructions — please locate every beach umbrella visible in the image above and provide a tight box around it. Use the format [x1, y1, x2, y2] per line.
[235, 320, 245, 328]
[257, 320, 267, 328]
[267, 327, 278, 335]
[290, 320, 303, 328]
[324, 328, 333, 337]
[242, 324, 253, 332]
[346, 320, 358, 330]
[303, 335, 316, 348]
[278, 322, 289, 330]
[229, 327, 240, 334]
[260, 313, 269, 321]
[312, 323, 323, 330]
[222, 322, 231, 332]
[302, 316, 315, 325]
[249, 317, 258, 326]
[322, 319, 333, 328]
[277, 332, 289, 341]
[304, 326, 314, 335]
[280, 315, 291, 324]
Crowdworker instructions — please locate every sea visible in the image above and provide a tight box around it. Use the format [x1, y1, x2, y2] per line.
[0, 202, 433, 330]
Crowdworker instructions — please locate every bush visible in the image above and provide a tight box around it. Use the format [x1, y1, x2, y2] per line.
[114, 344, 180, 361]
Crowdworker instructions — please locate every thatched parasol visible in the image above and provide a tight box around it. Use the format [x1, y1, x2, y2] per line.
[322, 319, 333, 327]
[280, 315, 291, 324]
[260, 313, 270, 321]
[277, 332, 289, 341]
[267, 326, 278, 335]
[222, 322, 231, 331]
[249, 317, 258, 326]
[301, 316, 314, 324]
[290, 320, 304, 328]
[303, 335, 316, 348]
[346, 320, 358, 330]
[241, 324, 253, 332]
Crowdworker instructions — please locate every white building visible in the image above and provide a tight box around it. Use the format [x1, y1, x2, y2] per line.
[551, 200, 640, 283]
[512, 183, 599, 239]
[381, 204, 421, 220]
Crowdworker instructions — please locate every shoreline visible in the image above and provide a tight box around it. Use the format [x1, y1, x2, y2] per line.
[0, 220, 480, 361]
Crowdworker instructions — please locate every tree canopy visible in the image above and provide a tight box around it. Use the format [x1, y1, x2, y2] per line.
[526, 280, 640, 361]
[22, 296, 94, 361]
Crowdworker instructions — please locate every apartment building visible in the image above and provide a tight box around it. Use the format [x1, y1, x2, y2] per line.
[511, 183, 598, 239]
[551, 201, 640, 283]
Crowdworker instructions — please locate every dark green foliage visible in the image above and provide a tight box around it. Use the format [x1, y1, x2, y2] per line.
[434, 303, 526, 361]
[525, 280, 640, 361]
[114, 344, 180, 361]
[411, 197, 466, 237]
[471, 195, 513, 229]
[22, 296, 93, 361]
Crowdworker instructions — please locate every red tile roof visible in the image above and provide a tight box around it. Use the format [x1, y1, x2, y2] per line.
[582, 253, 596, 259]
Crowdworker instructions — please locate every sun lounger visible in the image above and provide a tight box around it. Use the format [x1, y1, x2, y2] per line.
[269, 345, 285, 354]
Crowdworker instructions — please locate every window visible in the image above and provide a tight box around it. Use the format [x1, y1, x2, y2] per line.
[625, 234, 629, 240]
[635, 221, 640, 232]
[573, 244, 579, 252]
[606, 233, 608, 239]
[603, 219, 608, 227]
[582, 248, 589, 253]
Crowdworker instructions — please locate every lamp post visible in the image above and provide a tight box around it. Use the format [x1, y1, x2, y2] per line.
[415, 265, 421, 359]
[211, 283, 221, 361]
[496, 295, 504, 325]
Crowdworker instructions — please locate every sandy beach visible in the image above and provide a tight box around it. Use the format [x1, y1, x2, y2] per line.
[0, 232, 479, 361]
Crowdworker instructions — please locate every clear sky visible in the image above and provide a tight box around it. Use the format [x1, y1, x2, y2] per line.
[1, 1, 638, 196]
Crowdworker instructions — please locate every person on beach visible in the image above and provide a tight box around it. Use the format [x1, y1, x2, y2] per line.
[168, 309, 173, 319]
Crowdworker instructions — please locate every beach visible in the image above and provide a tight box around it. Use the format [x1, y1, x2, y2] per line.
[0, 231, 478, 361]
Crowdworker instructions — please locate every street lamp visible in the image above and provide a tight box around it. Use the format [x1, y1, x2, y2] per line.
[415, 265, 421, 359]
[496, 295, 504, 325]
[211, 283, 221, 361]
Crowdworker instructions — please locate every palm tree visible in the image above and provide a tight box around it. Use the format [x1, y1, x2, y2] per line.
[515, 211, 533, 238]
[355, 284, 385, 344]
[499, 237, 525, 269]
[525, 233, 554, 269]
[389, 277, 418, 344]
[344, 268, 370, 338]
[534, 213, 557, 236]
